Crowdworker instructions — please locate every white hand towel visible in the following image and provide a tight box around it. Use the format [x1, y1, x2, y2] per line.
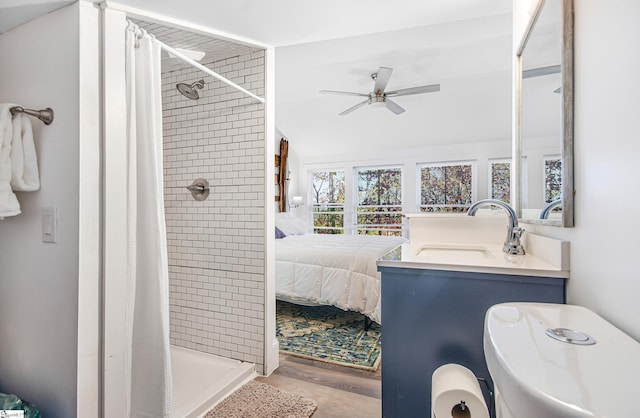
[10, 110, 40, 191]
[0, 104, 20, 218]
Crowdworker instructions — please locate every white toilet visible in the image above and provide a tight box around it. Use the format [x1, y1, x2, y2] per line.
[484, 302, 640, 418]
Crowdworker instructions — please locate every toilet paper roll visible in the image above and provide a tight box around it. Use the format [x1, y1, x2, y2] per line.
[431, 364, 489, 418]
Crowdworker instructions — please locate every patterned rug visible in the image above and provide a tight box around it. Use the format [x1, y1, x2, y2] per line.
[276, 300, 382, 371]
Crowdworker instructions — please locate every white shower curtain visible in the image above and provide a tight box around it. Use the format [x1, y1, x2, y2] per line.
[124, 23, 173, 418]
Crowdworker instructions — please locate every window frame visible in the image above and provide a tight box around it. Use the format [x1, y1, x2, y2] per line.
[353, 165, 404, 236]
[309, 168, 346, 234]
[488, 158, 511, 204]
[416, 160, 477, 213]
[542, 155, 562, 204]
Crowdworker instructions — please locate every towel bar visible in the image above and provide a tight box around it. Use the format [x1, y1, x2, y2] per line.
[9, 106, 54, 125]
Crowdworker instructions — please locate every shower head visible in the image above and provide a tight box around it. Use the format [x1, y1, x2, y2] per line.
[176, 80, 205, 100]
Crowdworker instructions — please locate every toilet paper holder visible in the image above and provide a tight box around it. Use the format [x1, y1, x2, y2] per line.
[431, 364, 495, 418]
[476, 378, 494, 418]
[451, 400, 471, 418]
[447, 379, 494, 418]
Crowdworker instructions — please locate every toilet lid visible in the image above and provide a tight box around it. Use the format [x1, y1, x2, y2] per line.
[485, 302, 640, 418]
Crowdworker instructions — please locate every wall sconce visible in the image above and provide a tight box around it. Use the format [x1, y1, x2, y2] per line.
[290, 196, 304, 208]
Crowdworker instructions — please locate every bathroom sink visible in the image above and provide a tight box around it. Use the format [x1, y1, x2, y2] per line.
[484, 302, 640, 418]
[415, 244, 495, 261]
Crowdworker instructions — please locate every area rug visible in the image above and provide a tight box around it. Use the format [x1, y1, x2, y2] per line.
[276, 300, 382, 371]
[204, 380, 317, 418]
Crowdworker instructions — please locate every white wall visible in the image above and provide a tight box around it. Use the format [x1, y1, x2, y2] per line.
[0, 3, 100, 417]
[275, 14, 513, 158]
[516, 0, 640, 341]
[102, 9, 129, 416]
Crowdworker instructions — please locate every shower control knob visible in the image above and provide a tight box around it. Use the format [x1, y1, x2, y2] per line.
[186, 178, 210, 201]
[186, 184, 205, 192]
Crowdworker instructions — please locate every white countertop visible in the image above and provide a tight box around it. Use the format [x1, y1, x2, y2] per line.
[377, 242, 569, 278]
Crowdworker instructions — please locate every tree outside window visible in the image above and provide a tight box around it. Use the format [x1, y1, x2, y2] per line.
[312, 170, 345, 234]
[544, 157, 562, 203]
[356, 167, 403, 236]
[419, 161, 474, 212]
[489, 159, 510, 204]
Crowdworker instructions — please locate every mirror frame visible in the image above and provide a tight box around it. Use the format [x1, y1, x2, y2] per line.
[514, 0, 574, 227]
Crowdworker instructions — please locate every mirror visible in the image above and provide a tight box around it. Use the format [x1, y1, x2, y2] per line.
[516, 0, 574, 227]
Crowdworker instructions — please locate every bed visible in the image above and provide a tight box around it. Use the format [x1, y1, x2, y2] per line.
[275, 214, 406, 324]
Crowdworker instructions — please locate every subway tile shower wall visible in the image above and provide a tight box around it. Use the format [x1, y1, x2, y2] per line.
[161, 50, 266, 373]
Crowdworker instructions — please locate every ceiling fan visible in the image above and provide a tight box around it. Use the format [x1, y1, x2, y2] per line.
[320, 67, 440, 115]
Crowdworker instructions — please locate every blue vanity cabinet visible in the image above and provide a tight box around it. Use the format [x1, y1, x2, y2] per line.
[378, 266, 566, 418]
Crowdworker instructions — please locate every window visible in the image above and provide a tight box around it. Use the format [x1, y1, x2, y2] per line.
[544, 157, 562, 203]
[419, 161, 474, 212]
[356, 167, 403, 236]
[311, 170, 345, 234]
[489, 159, 511, 203]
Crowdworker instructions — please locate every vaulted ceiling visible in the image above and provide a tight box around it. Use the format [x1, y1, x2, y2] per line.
[112, 0, 513, 157]
[1, 0, 514, 157]
[275, 14, 513, 157]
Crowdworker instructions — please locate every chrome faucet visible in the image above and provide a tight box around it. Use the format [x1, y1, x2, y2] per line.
[467, 199, 526, 255]
[539, 199, 562, 219]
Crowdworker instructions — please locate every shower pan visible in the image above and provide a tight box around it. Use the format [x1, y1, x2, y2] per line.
[171, 346, 254, 417]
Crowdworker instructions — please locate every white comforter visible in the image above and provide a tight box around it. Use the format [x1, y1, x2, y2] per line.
[275, 234, 406, 324]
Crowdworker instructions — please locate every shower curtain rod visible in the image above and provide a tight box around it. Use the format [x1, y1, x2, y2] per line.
[156, 40, 265, 104]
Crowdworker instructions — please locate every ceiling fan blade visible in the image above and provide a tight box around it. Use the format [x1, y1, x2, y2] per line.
[373, 67, 393, 94]
[522, 65, 561, 79]
[385, 99, 405, 115]
[386, 84, 441, 97]
[339, 99, 369, 116]
[320, 90, 369, 97]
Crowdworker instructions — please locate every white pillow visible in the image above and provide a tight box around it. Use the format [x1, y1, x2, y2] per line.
[275, 213, 308, 235]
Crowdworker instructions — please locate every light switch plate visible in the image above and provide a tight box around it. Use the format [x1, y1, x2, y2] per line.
[42, 206, 58, 243]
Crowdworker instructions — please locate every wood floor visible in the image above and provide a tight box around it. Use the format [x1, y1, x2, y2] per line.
[256, 353, 382, 418]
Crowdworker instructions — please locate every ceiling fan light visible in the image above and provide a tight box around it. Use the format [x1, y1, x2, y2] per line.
[370, 101, 386, 111]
